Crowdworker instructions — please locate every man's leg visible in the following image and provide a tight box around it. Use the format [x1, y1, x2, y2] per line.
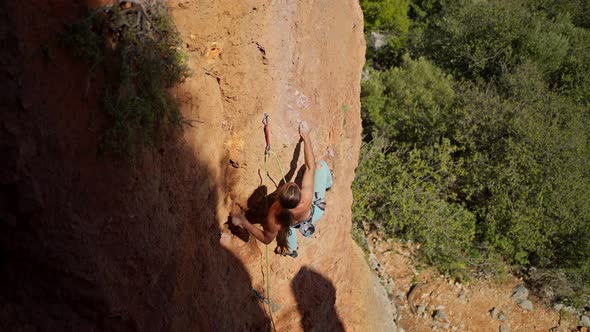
[275, 227, 297, 257]
[312, 160, 333, 224]
[286, 227, 298, 252]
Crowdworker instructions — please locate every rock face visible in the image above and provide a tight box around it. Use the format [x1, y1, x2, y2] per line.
[511, 284, 529, 302]
[369, 31, 389, 50]
[511, 284, 534, 311]
[490, 307, 505, 320]
[0, 1, 393, 331]
[518, 300, 534, 311]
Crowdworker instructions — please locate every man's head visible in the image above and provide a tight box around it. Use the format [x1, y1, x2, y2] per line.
[279, 182, 301, 209]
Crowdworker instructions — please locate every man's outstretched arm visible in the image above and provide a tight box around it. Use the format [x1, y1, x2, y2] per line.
[300, 122, 315, 172]
[231, 205, 277, 244]
[299, 122, 315, 199]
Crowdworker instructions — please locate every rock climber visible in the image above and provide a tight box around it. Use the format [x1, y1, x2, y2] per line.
[231, 122, 333, 258]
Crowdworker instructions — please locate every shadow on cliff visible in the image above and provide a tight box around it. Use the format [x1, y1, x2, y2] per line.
[0, 1, 268, 331]
[292, 267, 345, 332]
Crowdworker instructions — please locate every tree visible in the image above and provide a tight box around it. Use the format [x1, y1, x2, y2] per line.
[353, 138, 475, 278]
[362, 0, 411, 67]
[362, 56, 455, 147]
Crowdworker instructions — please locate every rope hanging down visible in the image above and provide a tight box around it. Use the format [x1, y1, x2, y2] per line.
[261, 112, 286, 332]
[263, 113, 286, 183]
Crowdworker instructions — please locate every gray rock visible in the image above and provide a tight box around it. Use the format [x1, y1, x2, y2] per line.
[368, 253, 382, 275]
[563, 305, 576, 313]
[430, 321, 451, 331]
[385, 278, 395, 296]
[417, 304, 427, 314]
[433, 309, 449, 322]
[394, 307, 402, 322]
[435, 322, 450, 330]
[369, 31, 389, 50]
[361, 68, 370, 82]
[499, 324, 510, 332]
[490, 307, 507, 321]
[391, 301, 398, 316]
[518, 299, 534, 311]
[511, 284, 529, 302]
[490, 307, 500, 319]
[553, 303, 564, 311]
[580, 315, 590, 328]
[458, 289, 467, 301]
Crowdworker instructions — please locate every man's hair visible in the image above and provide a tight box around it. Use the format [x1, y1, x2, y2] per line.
[279, 182, 301, 209]
[277, 209, 294, 229]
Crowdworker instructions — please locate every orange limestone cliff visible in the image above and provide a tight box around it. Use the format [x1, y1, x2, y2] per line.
[0, 0, 395, 331]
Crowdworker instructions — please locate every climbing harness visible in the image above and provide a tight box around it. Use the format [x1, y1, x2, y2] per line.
[261, 112, 287, 332]
[291, 205, 316, 238]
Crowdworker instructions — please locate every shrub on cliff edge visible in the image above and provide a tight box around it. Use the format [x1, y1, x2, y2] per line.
[62, 1, 189, 156]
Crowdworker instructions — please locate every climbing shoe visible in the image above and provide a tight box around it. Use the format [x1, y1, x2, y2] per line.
[275, 246, 298, 258]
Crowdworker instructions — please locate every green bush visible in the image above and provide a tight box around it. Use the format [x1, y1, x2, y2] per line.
[452, 70, 590, 267]
[353, 138, 476, 279]
[420, 0, 531, 81]
[362, 0, 410, 66]
[62, 3, 189, 156]
[356, 0, 590, 302]
[418, 0, 582, 84]
[408, 0, 444, 22]
[527, 0, 590, 29]
[61, 11, 104, 66]
[362, 0, 410, 40]
[552, 27, 590, 105]
[362, 56, 455, 147]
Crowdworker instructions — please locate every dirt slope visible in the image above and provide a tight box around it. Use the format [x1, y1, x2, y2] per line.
[1, 0, 395, 331]
[368, 234, 570, 332]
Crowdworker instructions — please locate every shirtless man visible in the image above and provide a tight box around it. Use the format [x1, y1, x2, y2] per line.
[231, 122, 333, 257]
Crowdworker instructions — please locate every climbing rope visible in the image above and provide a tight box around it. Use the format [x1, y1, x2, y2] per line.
[262, 113, 286, 184]
[261, 112, 286, 332]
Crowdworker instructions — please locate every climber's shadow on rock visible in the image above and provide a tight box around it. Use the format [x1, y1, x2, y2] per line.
[227, 185, 269, 242]
[265, 140, 305, 189]
[227, 185, 268, 242]
[292, 267, 345, 332]
[279, 140, 304, 187]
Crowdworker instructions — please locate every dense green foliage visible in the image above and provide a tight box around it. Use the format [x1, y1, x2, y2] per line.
[363, 0, 410, 66]
[62, 4, 189, 156]
[357, 0, 590, 303]
[361, 56, 455, 146]
[354, 138, 476, 278]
